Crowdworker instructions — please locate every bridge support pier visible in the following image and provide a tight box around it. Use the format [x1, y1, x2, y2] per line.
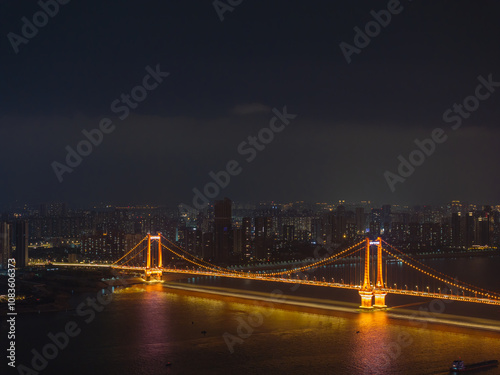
[144, 270, 163, 282]
[373, 291, 387, 308]
[359, 290, 374, 309]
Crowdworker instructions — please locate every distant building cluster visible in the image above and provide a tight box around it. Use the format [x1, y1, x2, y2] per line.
[0, 221, 28, 269]
[0, 199, 498, 268]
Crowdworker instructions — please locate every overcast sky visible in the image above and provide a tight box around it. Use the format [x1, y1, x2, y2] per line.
[1, 0, 499, 209]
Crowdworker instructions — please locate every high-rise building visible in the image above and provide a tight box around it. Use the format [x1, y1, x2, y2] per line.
[241, 217, 252, 259]
[323, 212, 336, 245]
[408, 222, 421, 252]
[15, 221, 29, 268]
[450, 200, 462, 214]
[462, 212, 474, 248]
[335, 206, 347, 243]
[81, 231, 128, 261]
[381, 204, 392, 233]
[232, 228, 243, 256]
[0, 222, 11, 269]
[214, 198, 232, 261]
[183, 227, 201, 255]
[370, 209, 382, 237]
[451, 212, 462, 248]
[283, 225, 294, 244]
[311, 218, 324, 244]
[474, 213, 491, 246]
[255, 216, 272, 259]
[202, 232, 214, 259]
[389, 222, 406, 244]
[355, 207, 365, 235]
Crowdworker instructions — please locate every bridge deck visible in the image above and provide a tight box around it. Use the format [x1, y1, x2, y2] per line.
[37, 263, 500, 306]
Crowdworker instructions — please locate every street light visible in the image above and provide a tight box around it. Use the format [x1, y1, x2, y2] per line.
[394, 283, 397, 290]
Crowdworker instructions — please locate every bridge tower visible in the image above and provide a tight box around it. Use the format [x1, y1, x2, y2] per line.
[146, 233, 151, 269]
[158, 234, 162, 268]
[373, 237, 387, 308]
[145, 233, 163, 281]
[359, 238, 374, 308]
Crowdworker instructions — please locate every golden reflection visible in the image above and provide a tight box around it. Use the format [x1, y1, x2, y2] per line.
[143, 284, 165, 293]
[113, 286, 145, 294]
[134, 287, 172, 351]
[352, 311, 394, 373]
[184, 295, 226, 310]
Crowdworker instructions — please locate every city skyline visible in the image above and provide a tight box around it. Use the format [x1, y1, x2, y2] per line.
[2, 198, 500, 214]
[2, 198, 498, 266]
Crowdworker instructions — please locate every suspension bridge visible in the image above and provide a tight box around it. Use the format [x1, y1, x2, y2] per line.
[108, 234, 500, 309]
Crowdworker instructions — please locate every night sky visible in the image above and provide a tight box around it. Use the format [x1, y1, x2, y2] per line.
[1, 0, 500, 208]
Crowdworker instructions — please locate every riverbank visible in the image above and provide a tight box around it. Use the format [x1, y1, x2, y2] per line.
[0, 270, 145, 315]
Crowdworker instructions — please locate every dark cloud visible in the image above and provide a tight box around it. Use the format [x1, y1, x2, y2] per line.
[1, 0, 500, 207]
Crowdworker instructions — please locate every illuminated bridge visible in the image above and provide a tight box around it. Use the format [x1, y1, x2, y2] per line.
[100, 234, 500, 309]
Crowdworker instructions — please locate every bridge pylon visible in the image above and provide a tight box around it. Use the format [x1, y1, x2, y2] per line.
[373, 237, 387, 308]
[145, 233, 163, 281]
[359, 238, 374, 309]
